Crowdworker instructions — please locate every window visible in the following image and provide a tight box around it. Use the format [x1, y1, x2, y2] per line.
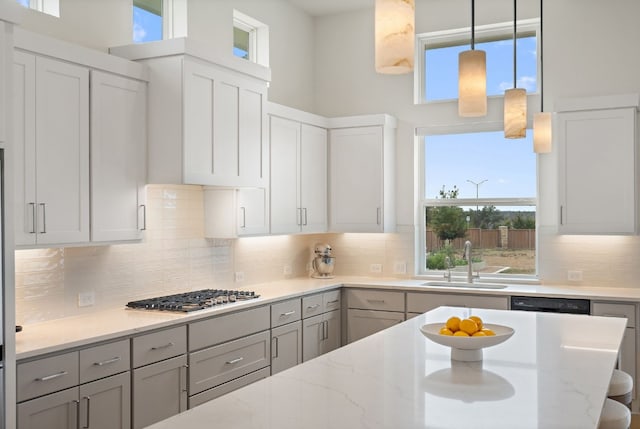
[417, 20, 540, 278]
[17, 0, 59, 17]
[133, 0, 163, 43]
[233, 10, 269, 67]
[416, 19, 539, 104]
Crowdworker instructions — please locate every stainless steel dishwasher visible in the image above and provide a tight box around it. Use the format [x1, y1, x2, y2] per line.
[510, 295, 590, 314]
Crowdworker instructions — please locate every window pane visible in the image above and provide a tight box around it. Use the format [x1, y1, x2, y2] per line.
[425, 36, 537, 101]
[233, 27, 251, 60]
[425, 204, 536, 275]
[424, 131, 536, 199]
[17, 0, 29, 8]
[133, 4, 162, 43]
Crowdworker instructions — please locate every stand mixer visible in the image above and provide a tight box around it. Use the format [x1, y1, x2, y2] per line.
[311, 243, 335, 279]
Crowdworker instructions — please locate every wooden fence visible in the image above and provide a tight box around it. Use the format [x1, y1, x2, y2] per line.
[426, 228, 535, 250]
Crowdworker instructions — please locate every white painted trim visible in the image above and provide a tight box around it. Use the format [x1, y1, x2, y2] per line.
[0, 1, 25, 24]
[266, 102, 329, 128]
[164, 0, 188, 39]
[109, 37, 271, 83]
[233, 9, 269, 68]
[327, 114, 397, 129]
[555, 93, 640, 113]
[424, 197, 536, 207]
[15, 28, 148, 81]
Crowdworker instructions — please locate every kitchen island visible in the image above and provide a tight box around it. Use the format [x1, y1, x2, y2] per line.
[146, 306, 627, 429]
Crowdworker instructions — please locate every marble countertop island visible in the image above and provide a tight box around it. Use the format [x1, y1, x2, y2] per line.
[146, 306, 627, 429]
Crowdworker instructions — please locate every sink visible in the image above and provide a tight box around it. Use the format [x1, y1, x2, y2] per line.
[421, 281, 508, 289]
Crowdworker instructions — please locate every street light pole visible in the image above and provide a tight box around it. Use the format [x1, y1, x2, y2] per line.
[466, 179, 488, 214]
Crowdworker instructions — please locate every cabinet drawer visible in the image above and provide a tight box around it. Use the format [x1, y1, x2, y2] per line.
[346, 289, 404, 312]
[323, 289, 341, 312]
[133, 325, 187, 368]
[189, 306, 270, 351]
[271, 298, 301, 328]
[189, 331, 270, 395]
[592, 302, 636, 327]
[188, 367, 270, 409]
[302, 294, 323, 318]
[407, 292, 509, 314]
[17, 351, 79, 402]
[80, 339, 130, 383]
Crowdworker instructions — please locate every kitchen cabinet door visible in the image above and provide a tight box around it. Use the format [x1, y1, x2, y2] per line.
[34, 56, 90, 245]
[329, 124, 395, 233]
[90, 70, 147, 242]
[271, 321, 302, 374]
[302, 314, 323, 362]
[321, 309, 341, 354]
[183, 59, 267, 188]
[270, 116, 300, 234]
[237, 187, 269, 236]
[132, 354, 187, 429]
[558, 107, 637, 234]
[78, 372, 131, 429]
[300, 124, 328, 233]
[347, 309, 404, 344]
[17, 387, 79, 429]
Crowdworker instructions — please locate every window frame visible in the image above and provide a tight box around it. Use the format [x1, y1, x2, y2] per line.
[19, 0, 59, 17]
[233, 10, 270, 67]
[413, 18, 540, 105]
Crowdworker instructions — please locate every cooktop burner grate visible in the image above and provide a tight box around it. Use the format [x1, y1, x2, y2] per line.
[126, 289, 259, 312]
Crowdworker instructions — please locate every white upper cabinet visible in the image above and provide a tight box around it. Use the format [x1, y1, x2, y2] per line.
[557, 94, 639, 234]
[203, 187, 269, 238]
[14, 52, 90, 246]
[110, 40, 270, 188]
[269, 106, 328, 235]
[90, 71, 147, 242]
[329, 115, 396, 233]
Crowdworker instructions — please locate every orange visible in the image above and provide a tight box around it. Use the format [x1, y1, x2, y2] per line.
[481, 328, 496, 336]
[439, 327, 454, 336]
[453, 331, 469, 337]
[445, 316, 461, 332]
[469, 315, 483, 330]
[472, 331, 486, 337]
[459, 318, 479, 335]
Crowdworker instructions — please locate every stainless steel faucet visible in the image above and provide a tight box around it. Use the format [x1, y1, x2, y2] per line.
[462, 240, 475, 283]
[443, 256, 452, 282]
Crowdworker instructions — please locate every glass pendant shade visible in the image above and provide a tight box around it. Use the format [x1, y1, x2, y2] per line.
[375, 0, 415, 74]
[458, 49, 487, 117]
[533, 112, 552, 153]
[504, 88, 527, 138]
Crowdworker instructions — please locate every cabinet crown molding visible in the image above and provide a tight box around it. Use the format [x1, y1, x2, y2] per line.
[555, 93, 640, 113]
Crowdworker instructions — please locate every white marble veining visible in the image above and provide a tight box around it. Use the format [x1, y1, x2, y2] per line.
[16, 276, 640, 359]
[146, 307, 627, 429]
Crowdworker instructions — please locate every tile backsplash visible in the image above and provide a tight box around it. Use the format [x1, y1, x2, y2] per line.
[15, 185, 414, 325]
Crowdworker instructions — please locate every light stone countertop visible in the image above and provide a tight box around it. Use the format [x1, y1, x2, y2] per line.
[145, 306, 628, 429]
[15, 276, 640, 360]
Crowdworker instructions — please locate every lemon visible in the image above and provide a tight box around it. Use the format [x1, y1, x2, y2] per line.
[445, 316, 461, 332]
[481, 328, 496, 336]
[453, 331, 469, 337]
[459, 318, 479, 335]
[472, 331, 486, 337]
[469, 315, 483, 330]
[439, 327, 454, 336]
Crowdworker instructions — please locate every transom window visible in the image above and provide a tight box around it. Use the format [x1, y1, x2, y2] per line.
[133, 0, 163, 43]
[16, 0, 59, 17]
[233, 10, 270, 67]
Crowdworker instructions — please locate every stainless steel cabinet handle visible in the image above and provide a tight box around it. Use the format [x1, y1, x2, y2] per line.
[82, 396, 91, 429]
[272, 337, 279, 359]
[367, 299, 385, 304]
[303, 208, 308, 226]
[280, 311, 296, 317]
[36, 370, 68, 381]
[306, 304, 320, 310]
[324, 320, 329, 340]
[180, 364, 188, 393]
[326, 299, 340, 305]
[140, 204, 147, 231]
[297, 208, 302, 226]
[28, 202, 36, 233]
[93, 356, 121, 366]
[226, 357, 244, 365]
[74, 399, 80, 429]
[240, 207, 247, 228]
[151, 342, 174, 350]
[560, 205, 563, 225]
[39, 203, 47, 233]
[377, 207, 381, 225]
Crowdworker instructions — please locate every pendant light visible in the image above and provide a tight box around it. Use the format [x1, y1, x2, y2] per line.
[533, 0, 552, 153]
[504, 0, 527, 138]
[458, 0, 487, 117]
[375, 0, 415, 74]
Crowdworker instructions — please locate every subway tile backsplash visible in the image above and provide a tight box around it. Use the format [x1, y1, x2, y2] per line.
[15, 185, 415, 325]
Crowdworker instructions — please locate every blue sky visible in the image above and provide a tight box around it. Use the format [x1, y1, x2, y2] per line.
[424, 37, 537, 202]
[133, 6, 162, 43]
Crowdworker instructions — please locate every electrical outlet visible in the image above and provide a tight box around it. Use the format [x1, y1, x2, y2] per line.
[370, 264, 383, 273]
[234, 271, 245, 282]
[393, 261, 407, 274]
[78, 291, 95, 307]
[567, 270, 583, 281]
[283, 264, 292, 276]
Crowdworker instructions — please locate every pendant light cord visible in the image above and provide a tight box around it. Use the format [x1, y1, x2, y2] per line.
[540, 0, 544, 112]
[513, 0, 517, 89]
[471, 0, 475, 50]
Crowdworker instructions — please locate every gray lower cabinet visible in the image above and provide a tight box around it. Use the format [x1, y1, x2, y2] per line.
[302, 309, 341, 362]
[346, 309, 405, 343]
[132, 354, 188, 429]
[271, 321, 302, 374]
[18, 387, 78, 429]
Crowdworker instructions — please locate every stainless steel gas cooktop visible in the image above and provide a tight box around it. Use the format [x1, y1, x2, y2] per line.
[125, 289, 260, 312]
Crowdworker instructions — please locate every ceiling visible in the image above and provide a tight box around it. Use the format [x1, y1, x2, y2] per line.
[286, 0, 372, 17]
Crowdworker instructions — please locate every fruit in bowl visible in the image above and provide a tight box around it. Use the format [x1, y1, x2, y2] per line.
[438, 316, 496, 337]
